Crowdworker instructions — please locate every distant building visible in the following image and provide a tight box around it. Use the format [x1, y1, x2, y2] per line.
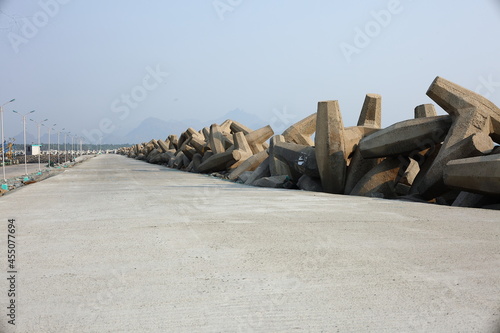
[27, 145, 41, 156]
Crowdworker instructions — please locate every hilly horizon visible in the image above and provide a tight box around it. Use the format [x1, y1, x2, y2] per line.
[11, 109, 268, 145]
[121, 109, 267, 144]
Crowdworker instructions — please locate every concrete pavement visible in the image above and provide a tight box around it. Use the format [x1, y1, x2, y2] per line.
[0, 163, 46, 180]
[0, 154, 499, 332]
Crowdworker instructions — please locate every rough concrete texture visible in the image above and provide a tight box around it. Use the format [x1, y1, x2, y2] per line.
[399, 157, 420, 186]
[344, 126, 380, 158]
[357, 93, 382, 128]
[228, 132, 254, 170]
[237, 170, 254, 183]
[252, 175, 289, 188]
[244, 157, 271, 185]
[219, 119, 233, 134]
[269, 135, 292, 177]
[178, 132, 189, 149]
[282, 113, 316, 146]
[197, 132, 252, 173]
[157, 139, 169, 153]
[222, 134, 234, 150]
[168, 135, 178, 149]
[244, 125, 274, 155]
[196, 148, 239, 173]
[273, 142, 319, 180]
[350, 157, 404, 198]
[395, 182, 411, 196]
[228, 150, 269, 181]
[177, 141, 192, 160]
[444, 154, 500, 195]
[452, 191, 499, 208]
[1, 154, 499, 332]
[417, 76, 500, 196]
[146, 149, 161, 163]
[188, 135, 206, 155]
[230, 120, 253, 135]
[119, 76, 500, 210]
[191, 153, 203, 172]
[315, 100, 347, 194]
[201, 150, 213, 163]
[412, 132, 495, 198]
[0, 163, 49, 179]
[201, 127, 210, 141]
[297, 174, 323, 192]
[209, 124, 226, 155]
[414, 104, 437, 118]
[344, 148, 381, 195]
[359, 116, 452, 159]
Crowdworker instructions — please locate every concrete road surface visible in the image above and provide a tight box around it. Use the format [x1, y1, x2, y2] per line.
[0, 154, 499, 332]
[0, 163, 46, 180]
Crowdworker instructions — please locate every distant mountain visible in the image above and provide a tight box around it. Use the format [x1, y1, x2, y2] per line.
[11, 131, 38, 145]
[16, 109, 269, 145]
[124, 117, 192, 144]
[121, 109, 267, 144]
[211, 109, 266, 131]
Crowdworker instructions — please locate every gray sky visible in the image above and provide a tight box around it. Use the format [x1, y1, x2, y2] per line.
[1, 0, 500, 144]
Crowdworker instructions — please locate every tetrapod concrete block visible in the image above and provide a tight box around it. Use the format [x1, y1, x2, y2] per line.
[415, 76, 500, 197]
[315, 100, 347, 194]
[282, 113, 316, 146]
[269, 135, 292, 177]
[444, 154, 500, 196]
[414, 104, 437, 118]
[357, 94, 381, 128]
[359, 116, 452, 159]
[228, 150, 269, 181]
[350, 157, 404, 198]
[274, 142, 319, 181]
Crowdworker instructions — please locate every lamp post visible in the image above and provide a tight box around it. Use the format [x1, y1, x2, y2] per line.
[77, 136, 80, 156]
[71, 135, 75, 160]
[1, 98, 15, 182]
[45, 123, 56, 168]
[74, 135, 79, 157]
[57, 128, 65, 164]
[30, 118, 48, 172]
[12, 110, 35, 176]
[64, 131, 70, 163]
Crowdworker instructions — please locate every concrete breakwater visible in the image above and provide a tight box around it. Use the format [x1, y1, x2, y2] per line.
[119, 76, 500, 209]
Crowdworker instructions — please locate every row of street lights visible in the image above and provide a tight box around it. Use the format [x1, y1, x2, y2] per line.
[30, 117, 48, 172]
[0, 99, 16, 182]
[1, 98, 87, 183]
[12, 109, 34, 176]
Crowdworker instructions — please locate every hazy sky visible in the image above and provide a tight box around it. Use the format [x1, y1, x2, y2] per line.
[1, 0, 500, 143]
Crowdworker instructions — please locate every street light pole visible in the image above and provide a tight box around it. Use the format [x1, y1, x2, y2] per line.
[77, 137, 80, 156]
[30, 118, 48, 172]
[75, 135, 78, 157]
[13, 110, 35, 176]
[57, 128, 65, 164]
[71, 135, 75, 160]
[47, 123, 56, 168]
[1, 99, 15, 182]
[64, 131, 70, 163]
